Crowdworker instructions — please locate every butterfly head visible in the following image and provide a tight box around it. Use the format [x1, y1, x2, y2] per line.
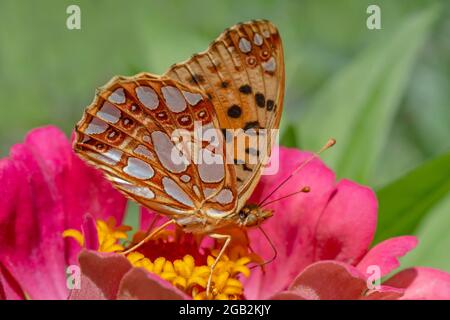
[237, 203, 273, 227]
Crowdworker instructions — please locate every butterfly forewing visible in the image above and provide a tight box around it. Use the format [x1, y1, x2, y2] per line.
[164, 20, 284, 209]
[74, 73, 239, 228]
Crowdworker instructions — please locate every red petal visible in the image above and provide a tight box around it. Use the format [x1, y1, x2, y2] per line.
[361, 285, 404, 300]
[269, 291, 307, 300]
[288, 261, 368, 300]
[117, 268, 189, 300]
[69, 250, 132, 300]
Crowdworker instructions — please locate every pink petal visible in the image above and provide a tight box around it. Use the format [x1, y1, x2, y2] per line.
[139, 207, 160, 230]
[244, 147, 336, 299]
[313, 179, 377, 264]
[383, 267, 450, 300]
[81, 215, 99, 251]
[357, 236, 418, 278]
[272, 261, 403, 300]
[287, 261, 368, 300]
[0, 263, 25, 300]
[117, 268, 189, 300]
[0, 126, 127, 299]
[243, 147, 377, 299]
[65, 131, 127, 263]
[0, 142, 68, 299]
[69, 250, 132, 300]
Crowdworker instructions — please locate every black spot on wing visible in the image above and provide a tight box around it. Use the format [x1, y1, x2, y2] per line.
[227, 105, 242, 118]
[266, 99, 275, 111]
[239, 84, 252, 94]
[255, 93, 265, 108]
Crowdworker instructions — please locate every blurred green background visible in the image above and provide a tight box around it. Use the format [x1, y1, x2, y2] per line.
[0, 0, 449, 273]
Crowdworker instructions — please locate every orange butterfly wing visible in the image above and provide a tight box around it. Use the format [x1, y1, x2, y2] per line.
[164, 20, 285, 208]
[74, 73, 238, 232]
[74, 20, 285, 232]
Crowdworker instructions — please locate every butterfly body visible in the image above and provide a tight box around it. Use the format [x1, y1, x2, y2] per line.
[74, 19, 284, 236]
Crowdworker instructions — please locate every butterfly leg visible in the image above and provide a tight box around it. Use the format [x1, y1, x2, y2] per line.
[206, 233, 231, 298]
[121, 219, 176, 255]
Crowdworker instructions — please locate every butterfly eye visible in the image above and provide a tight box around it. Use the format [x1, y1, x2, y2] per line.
[239, 212, 246, 220]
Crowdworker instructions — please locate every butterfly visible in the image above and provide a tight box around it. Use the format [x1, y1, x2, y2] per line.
[74, 20, 285, 295]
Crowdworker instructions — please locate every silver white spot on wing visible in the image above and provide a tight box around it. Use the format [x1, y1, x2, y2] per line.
[238, 38, 252, 53]
[97, 101, 121, 124]
[151, 131, 188, 173]
[85, 117, 108, 134]
[120, 185, 155, 200]
[262, 57, 276, 72]
[193, 185, 201, 198]
[124, 157, 155, 180]
[182, 91, 202, 106]
[198, 149, 224, 183]
[134, 145, 154, 160]
[159, 204, 191, 216]
[87, 148, 123, 165]
[203, 188, 216, 198]
[142, 135, 151, 143]
[161, 86, 186, 113]
[109, 176, 131, 185]
[213, 189, 233, 205]
[262, 30, 270, 38]
[180, 174, 191, 183]
[108, 88, 126, 104]
[253, 33, 263, 46]
[135, 86, 159, 110]
[162, 177, 194, 207]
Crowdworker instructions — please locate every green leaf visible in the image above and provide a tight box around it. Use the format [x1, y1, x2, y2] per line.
[373, 150, 450, 244]
[297, 6, 439, 184]
[280, 123, 299, 148]
[123, 202, 140, 232]
[399, 193, 450, 273]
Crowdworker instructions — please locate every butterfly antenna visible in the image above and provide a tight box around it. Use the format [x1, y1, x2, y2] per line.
[261, 186, 310, 208]
[258, 138, 336, 207]
[250, 226, 277, 269]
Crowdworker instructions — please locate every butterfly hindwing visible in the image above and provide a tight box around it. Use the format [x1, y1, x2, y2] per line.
[74, 73, 238, 228]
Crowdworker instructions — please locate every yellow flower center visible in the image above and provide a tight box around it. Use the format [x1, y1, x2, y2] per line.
[63, 218, 254, 300]
[63, 217, 131, 252]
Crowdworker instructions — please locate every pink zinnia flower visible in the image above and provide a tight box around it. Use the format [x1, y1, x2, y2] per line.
[0, 126, 127, 299]
[1, 126, 449, 300]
